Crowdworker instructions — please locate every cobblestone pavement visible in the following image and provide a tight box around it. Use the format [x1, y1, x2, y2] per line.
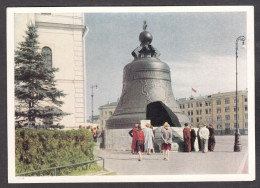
[95, 136, 249, 175]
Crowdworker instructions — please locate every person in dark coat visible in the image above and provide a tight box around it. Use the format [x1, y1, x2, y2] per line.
[150, 125, 155, 154]
[92, 127, 97, 143]
[208, 123, 216, 151]
[129, 124, 138, 154]
[190, 125, 196, 152]
[135, 124, 145, 161]
[183, 123, 191, 152]
[197, 124, 202, 151]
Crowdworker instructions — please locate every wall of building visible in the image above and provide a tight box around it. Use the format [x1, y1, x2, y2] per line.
[99, 104, 117, 129]
[177, 90, 248, 135]
[14, 13, 87, 128]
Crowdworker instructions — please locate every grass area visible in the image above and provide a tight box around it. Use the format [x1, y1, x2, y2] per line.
[66, 163, 104, 176]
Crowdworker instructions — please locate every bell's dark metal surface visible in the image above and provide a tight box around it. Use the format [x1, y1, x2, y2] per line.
[106, 21, 190, 129]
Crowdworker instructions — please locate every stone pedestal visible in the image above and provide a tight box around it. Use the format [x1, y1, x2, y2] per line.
[104, 128, 132, 151]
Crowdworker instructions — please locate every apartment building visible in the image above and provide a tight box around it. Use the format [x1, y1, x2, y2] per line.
[177, 90, 248, 135]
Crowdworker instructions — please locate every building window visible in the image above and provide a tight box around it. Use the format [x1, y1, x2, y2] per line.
[245, 122, 248, 128]
[206, 116, 212, 122]
[196, 110, 202, 115]
[190, 103, 193, 108]
[234, 98, 239, 104]
[217, 116, 221, 121]
[225, 107, 230, 112]
[188, 111, 190, 116]
[234, 114, 239, 120]
[225, 115, 230, 120]
[205, 101, 211, 106]
[205, 109, 211, 114]
[234, 107, 239, 112]
[190, 118, 193, 123]
[224, 99, 230, 104]
[245, 113, 248, 119]
[245, 97, 248, 102]
[188, 104, 190, 108]
[41, 47, 52, 69]
[217, 124, 222, 129]
[196, 102, 202, 107]
[225, 123, 230, 128]
[217, 108, 221, 113]
[245, 105, 248, 111]
[196, 117, 202, 122]
[216, 100, 221, 105]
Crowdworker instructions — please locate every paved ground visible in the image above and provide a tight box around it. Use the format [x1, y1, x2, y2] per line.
[95, 136, 248, 175]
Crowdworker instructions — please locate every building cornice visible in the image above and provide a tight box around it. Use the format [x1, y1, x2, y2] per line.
[36, 21, 86, 31]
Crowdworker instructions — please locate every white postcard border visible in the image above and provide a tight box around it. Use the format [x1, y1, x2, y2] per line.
[7, 6, 255, 183]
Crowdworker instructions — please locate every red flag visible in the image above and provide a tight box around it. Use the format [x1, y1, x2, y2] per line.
[192, 88, 197, 93]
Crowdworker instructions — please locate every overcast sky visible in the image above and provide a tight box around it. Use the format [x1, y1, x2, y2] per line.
[84, 12, 247, 118]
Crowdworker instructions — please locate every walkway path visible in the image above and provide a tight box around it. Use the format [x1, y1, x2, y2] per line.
[95, 136, 248, 175]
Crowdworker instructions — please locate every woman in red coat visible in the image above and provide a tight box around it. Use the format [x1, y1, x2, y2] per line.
[129, 124, 138, 154]
[135, 124, 145, 161]
[183, 123, 191, 152]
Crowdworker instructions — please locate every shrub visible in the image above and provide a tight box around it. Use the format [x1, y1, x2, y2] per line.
[15, 129, 95, 176]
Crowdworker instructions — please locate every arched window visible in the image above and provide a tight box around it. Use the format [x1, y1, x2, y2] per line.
[41, 47, 52, 69]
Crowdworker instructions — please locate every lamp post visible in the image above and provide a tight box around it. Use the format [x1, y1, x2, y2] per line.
[234, 36, 246, 152]
[91, 85, 98, 124]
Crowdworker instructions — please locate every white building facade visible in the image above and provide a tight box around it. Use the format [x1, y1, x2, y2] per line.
[98, 102, 118, 129]
[14, 13, 88, 128]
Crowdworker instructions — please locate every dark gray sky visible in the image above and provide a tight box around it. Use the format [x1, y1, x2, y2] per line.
[84, 12, 247, 117]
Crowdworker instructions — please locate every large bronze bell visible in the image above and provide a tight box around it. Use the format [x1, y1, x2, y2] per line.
[106, 22, 190, 129]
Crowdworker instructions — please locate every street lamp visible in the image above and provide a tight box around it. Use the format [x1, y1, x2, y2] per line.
[234, 36, 246, 152]
[91, 85, 98, 124]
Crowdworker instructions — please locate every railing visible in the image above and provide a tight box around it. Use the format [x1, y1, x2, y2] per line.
[16, 157, 105, 176]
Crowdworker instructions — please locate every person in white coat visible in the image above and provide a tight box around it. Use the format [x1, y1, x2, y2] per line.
[143, 123, 154, 155]
[199, 124, 210, 153]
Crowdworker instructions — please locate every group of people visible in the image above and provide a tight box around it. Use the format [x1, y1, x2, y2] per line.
[128, 123, 155, 161]
[80, 125, 102, 142]
[129, 122, 172, 161]
[183, 123, 216, 153]
[129, 121, 216, 161]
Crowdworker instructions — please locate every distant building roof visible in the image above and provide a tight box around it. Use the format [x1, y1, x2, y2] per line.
[177, 98, 187, 102]
[176, 90, 247, 102]
[99, 101, 118, 108]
